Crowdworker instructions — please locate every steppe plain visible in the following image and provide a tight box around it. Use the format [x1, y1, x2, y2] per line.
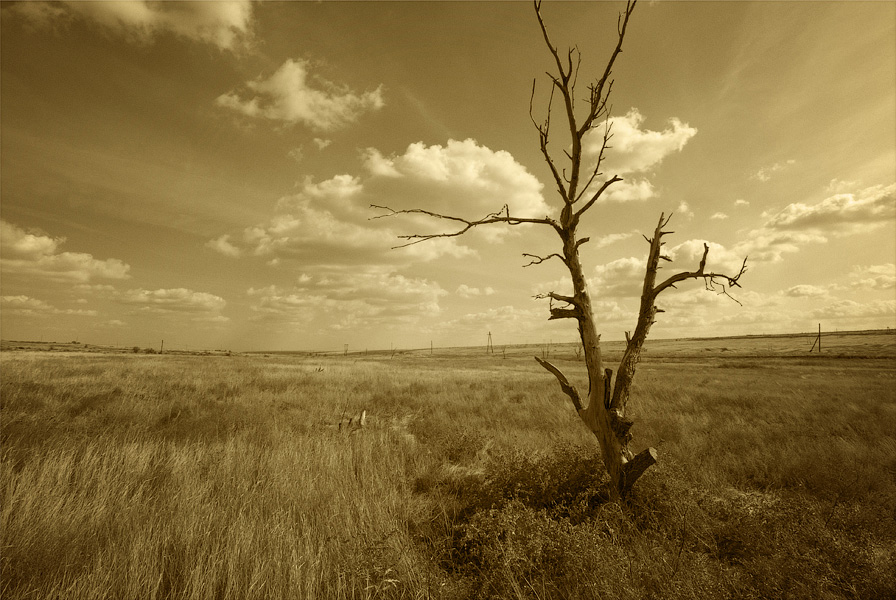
[2, 330, 894, 599]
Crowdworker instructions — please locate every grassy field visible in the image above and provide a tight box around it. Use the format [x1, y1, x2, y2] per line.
[2, 331, 895, 599]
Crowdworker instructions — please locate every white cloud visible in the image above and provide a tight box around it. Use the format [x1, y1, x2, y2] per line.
[0, 220, 130, 283]
[247, 272, 445, 330]
[206, 234, 243, 258]
[849, 264, 895, 291]
[313, 138, 332, 150]
[676, 201, 694, 219]
[584, 109, 697, 175]
[734, 199, 750, 207]
[812, 299, 896, 321]
[456, 284, 496, 298]
[0, 295, 97, 317]
[710, 212, 729, 220]
[13, 0, 254, 50]
[119, 288, 227, 319]
[718, 183, 895, 265]
[591, 256, 647, 298]
[762, 183, 895, 235]
[602, 179, 657, 203]
[216, 58, 384, 131]
[827, 179, 859, 193]
[667, 239, 747, 274]
[594, 232, 634, 249]
[751, 159, 796, 182]
[211, 139, 546, 266]
[785, 284, 828, 298]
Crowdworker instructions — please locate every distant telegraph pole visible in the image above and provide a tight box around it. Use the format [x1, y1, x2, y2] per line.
[809, 323, 822, 353]
[487, 331, 494, 354]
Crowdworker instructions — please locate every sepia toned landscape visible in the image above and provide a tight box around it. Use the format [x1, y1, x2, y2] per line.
[2, 330, 895, 598]
[2, 0, 894, 598]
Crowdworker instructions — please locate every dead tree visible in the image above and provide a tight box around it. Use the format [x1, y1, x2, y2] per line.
[373, 0, 746, 498]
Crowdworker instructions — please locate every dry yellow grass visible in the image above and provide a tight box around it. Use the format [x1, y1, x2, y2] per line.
[1, 334, 894, 599]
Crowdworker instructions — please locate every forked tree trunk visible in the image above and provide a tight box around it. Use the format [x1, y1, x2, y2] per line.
[374, 0, 746, 499]
[535, 217, 663, 498]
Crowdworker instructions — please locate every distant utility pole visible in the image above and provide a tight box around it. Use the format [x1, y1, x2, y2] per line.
[487, 331, 494, 354]
[344, 343, 348, 357]
[160, 339, 164, 354]
[809, 323, 822, 353]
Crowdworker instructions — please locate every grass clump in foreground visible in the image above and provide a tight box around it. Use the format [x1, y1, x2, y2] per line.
[1, 351, 894, 599]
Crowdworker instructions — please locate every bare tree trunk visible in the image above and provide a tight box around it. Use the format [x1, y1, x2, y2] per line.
[373, 0, 746, 499]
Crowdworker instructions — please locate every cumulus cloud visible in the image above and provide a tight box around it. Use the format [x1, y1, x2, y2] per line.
[667, 239, 748, 274]
[247, 272, 445, 330]
[206, 234, 243, 258]
[676, 201, 694, 219]
[12, 0, 254, 50]
[785, 284, 828, 298]
[584, 109, 697, 175]
[812, 299, 895, 321]
[456, 284, 496, 298]
[734, 199, 750, 207]
[849, 264, 895, 291]
[119, 288, 227, 320]
[591, 256, 647, 298]
[210, 139, 546, 266]
[0, 220, 130, 283]
[762, 183, 895, 235]
[216, 58, 384, 131]
[710, 212, 729, 220]
[727, 183, 895, 263]
[601, 179, 657, 203]
[0, 295, 97, 317]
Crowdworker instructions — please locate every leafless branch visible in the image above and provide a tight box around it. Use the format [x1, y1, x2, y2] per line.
[654, 243, 748, 297]
[523, 253, 566, 267]
[575, 121, 615, 204]
[578, 0, 636, 137]
[534, 291, 577, 305]
[574, 176, 623, 220]
[370, 204, 561, 248]
[534, 356, 583, 411]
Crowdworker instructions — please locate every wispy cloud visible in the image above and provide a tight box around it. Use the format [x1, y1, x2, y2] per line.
[812, 299, 895, 321]
[456, 284, 496, 298]
[0, 220, 130, 283]
[762, 183, 894, 235]
[12, 0, 254, 51]
[594, 232, 634, 249]
[217, 58, 384, 131]
[247, 272, 445, 330]
[0, 295, 97, 317]
[119, 288, 227, 321]
[849, 264, 895, 291]
[751, 159, 795, 182]
[785, 284, 829, 298]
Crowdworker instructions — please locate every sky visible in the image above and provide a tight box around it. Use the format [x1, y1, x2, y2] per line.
[1, 0, 894, 352]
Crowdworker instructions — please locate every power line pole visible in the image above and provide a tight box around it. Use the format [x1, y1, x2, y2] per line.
[487, 331, 494, 354]
[809, 323, 822, 353]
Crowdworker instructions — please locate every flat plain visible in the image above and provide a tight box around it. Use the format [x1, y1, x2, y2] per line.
[2, 330, 895, 599]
